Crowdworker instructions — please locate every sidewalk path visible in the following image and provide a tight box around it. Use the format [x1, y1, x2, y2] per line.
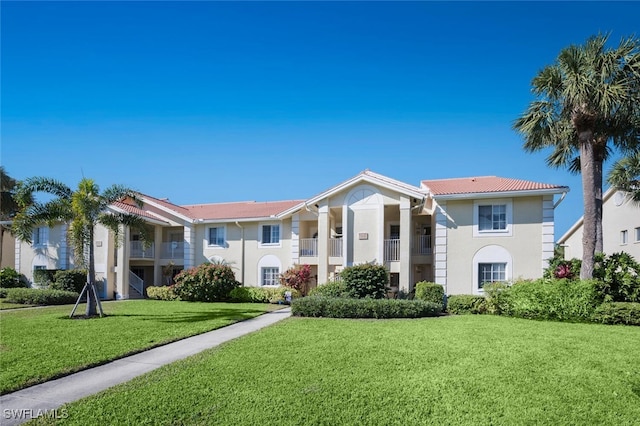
[0, 307, 291, 425]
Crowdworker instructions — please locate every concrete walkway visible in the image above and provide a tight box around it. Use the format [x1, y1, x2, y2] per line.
[0, 307, 291, 426]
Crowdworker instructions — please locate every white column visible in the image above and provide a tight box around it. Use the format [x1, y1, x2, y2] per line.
[184, 222, 195, 268]
[399, 196, 412, 293]
[542, 195, 555, 271]
[318, 203, 329, 284]
[434, 203, 448, 293]
[116, 226, 129, 299]
[154, 225, 163, 286]
[291, 213, 300, 264]
[14, 237, 20, 272]
[60, 224, 68, 270]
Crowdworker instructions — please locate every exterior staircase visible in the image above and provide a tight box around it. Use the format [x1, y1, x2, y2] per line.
[129, 271, 145, 299]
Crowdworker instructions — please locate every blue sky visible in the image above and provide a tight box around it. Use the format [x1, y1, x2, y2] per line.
[2, 1, 639, 237]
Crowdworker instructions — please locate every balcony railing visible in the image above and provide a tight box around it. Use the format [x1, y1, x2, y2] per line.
[413, 235, 432, 255]
[161, 242, 184, 259]
[130, 241, 154, 259]
[299, 238, 318, 257]
[384, 239, 400, 262]
[329, 238, 342, 257]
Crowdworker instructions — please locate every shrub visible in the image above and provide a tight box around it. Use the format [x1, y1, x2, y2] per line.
[414, 282, 444, 308]
[544, 255, 581, 280]
[146, 285, 179, 301]
[309, 281, 350, 298]
[0, 267, 27, 288]
[593, 252, 640, 303]
[279, 264, 312, 295]
[446, 295, 487, 315]
[229, 286, 301, 304]
[172, 263, 240, 302]
[505, 278, 601, 322]
[591, 302, 640, 326]
[340, 263, 388, 299]
[291, 296, 442, 319]
[0, 288, 7, 298]
[32, 269, 60, 287]
[5, 288, 79, 305]
[50, 269, 87, 293]
[483, 281, 511, 315]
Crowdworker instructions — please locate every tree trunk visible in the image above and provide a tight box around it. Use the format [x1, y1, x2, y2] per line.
[0, 226, 4, 267]
[579, 139, 598, 279]
[594, 143, 605, 254]
[86, 227, 97, 316]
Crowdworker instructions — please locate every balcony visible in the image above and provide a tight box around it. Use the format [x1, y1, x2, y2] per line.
[412, 235, 432, 255]
[329, 238, 342, 257]
[130, 241, 154, 259]
[299, 239, 318, 257]
[161, 242, 184, 259]
[384, 239, 400, 262]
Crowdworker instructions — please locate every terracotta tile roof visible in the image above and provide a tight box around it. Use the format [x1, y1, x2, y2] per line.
[111, 201, 170, 223]
[421, 176, 567, 196]
[183, 200, 305, 220]
[141, 194, 196, 219]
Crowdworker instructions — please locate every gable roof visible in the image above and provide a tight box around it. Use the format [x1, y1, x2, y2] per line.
[421, 176, 568, 199]
[110, 201, 171, 225]
[183, 200, 305, 221]
[557, 187, 617, 244]
[277, 170, 427, 218]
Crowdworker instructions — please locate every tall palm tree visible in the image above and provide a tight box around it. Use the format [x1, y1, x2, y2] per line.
[13, 177, 150, 316]
[0, 167, 21, 265]
[514, 34, 640, 279]
[608, 151, 640, 204]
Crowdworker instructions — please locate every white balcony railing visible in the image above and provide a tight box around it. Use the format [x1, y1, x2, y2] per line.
[161, 242, 184, 259]
[299, 238, 318, 257]
[329, 238, 342, 257]
[130, 241, 154, 259]
[384, 239, 400, 262]
[413, 235, 432, 255]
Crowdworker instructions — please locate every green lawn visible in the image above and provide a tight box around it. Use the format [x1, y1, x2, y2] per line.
[0, 299, 35, 310]
[33, 315, 640, 425]
[0, 300, 277, 394]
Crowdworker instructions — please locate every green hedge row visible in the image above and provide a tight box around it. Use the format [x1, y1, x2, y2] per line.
[591, 302, 640, 326]
[229, 286, 301, 304]
[4, 288, 79, 305]
[447, 295, 487, 314]
[146, 286, 179, 301]
[291, 296, 442, 319]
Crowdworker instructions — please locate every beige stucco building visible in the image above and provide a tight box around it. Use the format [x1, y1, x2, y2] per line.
[558, 189, 640, 261]
[14, 171, 568, 297]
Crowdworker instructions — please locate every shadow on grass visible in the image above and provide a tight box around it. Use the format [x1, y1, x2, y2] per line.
[58, 308, 270, 323]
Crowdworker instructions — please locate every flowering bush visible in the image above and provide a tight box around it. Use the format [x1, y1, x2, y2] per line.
[279, 264, 312, 295]
[172, 263, 239, 302]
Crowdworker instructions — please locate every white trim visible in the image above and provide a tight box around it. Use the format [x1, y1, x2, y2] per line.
[473, 199, 513, 238]
[107, 205, 170, 226]
[472, 245, 512, 295]
[257, 254, 281, 286]
[434, 187, 568, 201]
[434, 203, 448, 293]
[259, 222, 282, 248]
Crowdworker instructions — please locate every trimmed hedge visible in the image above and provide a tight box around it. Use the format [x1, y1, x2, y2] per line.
[51, 269, 87, 293]
[309, 281, 350, 298]
[229, 286, 301, 304]
[447, 295, 487, 315]
[147, 286, 179, 301]
[591, 302, 640, 326]
[341, 263, 388, 299]
[173, 263, 240, 302]
[0, 267, 28, 288]
[4, 288, 79, 305]
[291, 296, 442, 319]
[32, 269, 59, 287]
[505, 279, 601, 322]
[414, 281, 444, 307]
[0, 288, 7, 298]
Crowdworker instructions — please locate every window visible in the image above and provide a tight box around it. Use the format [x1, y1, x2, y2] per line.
[208, 226, 225, 246]
[635, 227, 640, 243]
[389, 225, 400, 240]
[261, 267, 280, 286]
[261, 224, 280, 245]
[479, 205, 506, 231]
[621, 230, 628, 245]
[478, 263, 506, 288]
[33, 227, 48, 246]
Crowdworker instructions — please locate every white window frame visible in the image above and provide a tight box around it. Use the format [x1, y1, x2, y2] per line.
[261, 267, 280, 287]
[478, 263, 507, 289]
[207, 225, 226, 248]
[32, 227, 49, 246]
[259, 223, 281, 247]
[473, 199, 513, 237]
[635, 227, 640, 243]
[621, 230, 628, 245]
[472, 245, 512, 294]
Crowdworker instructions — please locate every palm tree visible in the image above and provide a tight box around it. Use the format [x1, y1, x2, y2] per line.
[608, 151, 640, 204]
[514, 34, 640, 279]
[13, 177, 150, 316]
[0, 167, 21, 265]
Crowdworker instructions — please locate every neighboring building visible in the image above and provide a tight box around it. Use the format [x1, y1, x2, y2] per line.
[558, 188, 640, 261]
[1, 228, 15, 269]
[14, 170, 568, 298]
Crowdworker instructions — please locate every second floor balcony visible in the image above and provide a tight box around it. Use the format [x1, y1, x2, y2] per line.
[299, 238, 343, 258]
[130, 241, 154, 259]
